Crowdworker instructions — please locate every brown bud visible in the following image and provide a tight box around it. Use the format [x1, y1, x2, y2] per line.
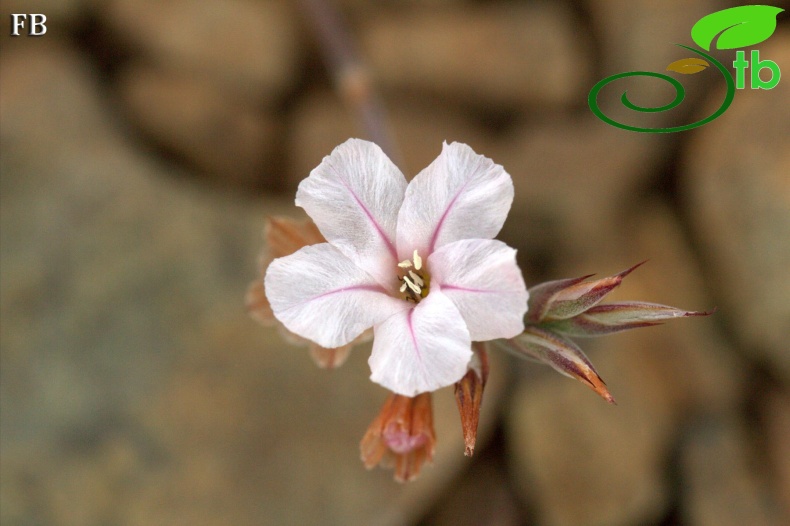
[547, 302, 715, 337]
[360, 392, 436, 482]
[508, 328, 615, 404]
[245, 278, 275, 325]
[246, 216, 324, 325]
[265, 216, 324, 259]
[530, 262, 646, 322]
[454, 343, 489, 457]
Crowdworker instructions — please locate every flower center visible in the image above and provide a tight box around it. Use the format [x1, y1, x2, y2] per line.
[397, 250, 430, 303]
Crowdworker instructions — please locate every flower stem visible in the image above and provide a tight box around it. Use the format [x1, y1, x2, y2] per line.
[298, 0, 404, 168]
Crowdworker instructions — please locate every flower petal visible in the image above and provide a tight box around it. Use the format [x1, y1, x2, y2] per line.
[265, 243, 408, 348]
[396, 142, 513, 258]
[369, 291, 472, 396]
[296, 139, 407, 287]
[429, 239, 528, 341]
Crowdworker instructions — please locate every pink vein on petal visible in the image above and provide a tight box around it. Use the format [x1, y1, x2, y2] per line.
[282, 284, 387, 312]
[428, 179, 472, 254]
[441, 284, 513, 294]
[331, 165, 398, 259]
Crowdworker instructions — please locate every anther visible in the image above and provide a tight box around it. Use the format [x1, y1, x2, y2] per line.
[413, 250, 422, 271]
[403, 275, 421, 295]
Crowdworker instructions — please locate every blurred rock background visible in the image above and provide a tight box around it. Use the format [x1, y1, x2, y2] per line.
[1, 1, 788, 525]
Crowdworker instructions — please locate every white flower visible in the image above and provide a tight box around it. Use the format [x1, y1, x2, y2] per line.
[265, 139, 528, 396]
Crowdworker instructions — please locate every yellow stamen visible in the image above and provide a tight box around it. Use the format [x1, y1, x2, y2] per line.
[413, 250, 422, 270]
[403, 275, 421, 295]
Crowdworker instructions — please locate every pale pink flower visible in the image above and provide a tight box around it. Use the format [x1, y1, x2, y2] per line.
[265, 139, 528, 396]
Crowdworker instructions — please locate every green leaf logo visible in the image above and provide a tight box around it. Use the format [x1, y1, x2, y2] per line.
[691, 5, 784, 51]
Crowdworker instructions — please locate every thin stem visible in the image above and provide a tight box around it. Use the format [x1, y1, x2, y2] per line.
[299, 0, 404, 169]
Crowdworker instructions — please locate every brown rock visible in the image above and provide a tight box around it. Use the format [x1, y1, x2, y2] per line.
[0, 41, 109, 151]
[492, 116, 670, 261]
[103, 0, 299, 102]
[117, 65, 277, 188]
[506, 336, 675, 526]
[679, 415, 783, 526]
[762, 388, 790, 524]
[590, 0, 723, 69]
[285, 91, 354, 188]
[682, 31, 790, 382]
[360, 3, 592, 110]
[422, 455, 523, 526]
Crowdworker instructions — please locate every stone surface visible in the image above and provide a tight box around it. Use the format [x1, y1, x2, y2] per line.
[762, 388, 790, 525]
[682, 31, 790, 382]
[679, 415, 783, 526]
[102, 0, 299, 102]
[117, 65, 277, 189]
[589, 0, 723, 69]
[360, 3, 591, 110]
[421, 452, 523, 526]
[506, 335, 679, 526]
[492, 116, 670, 262]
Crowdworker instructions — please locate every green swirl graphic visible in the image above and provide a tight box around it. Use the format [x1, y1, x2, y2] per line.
[588, 45, 735, 133]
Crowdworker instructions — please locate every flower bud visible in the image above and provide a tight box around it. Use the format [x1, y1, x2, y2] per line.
[547, 302, 715, 337]
[246, 216, 324, 325]
[528, 262, 645, 322]
[508, 328, 615, 403]
[265, 216, 325, 259]
[360, 392, 436, 482]
[308, 344, 353, 369]
[454, 343, 489, 457]
[245, 278, 274, 325]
